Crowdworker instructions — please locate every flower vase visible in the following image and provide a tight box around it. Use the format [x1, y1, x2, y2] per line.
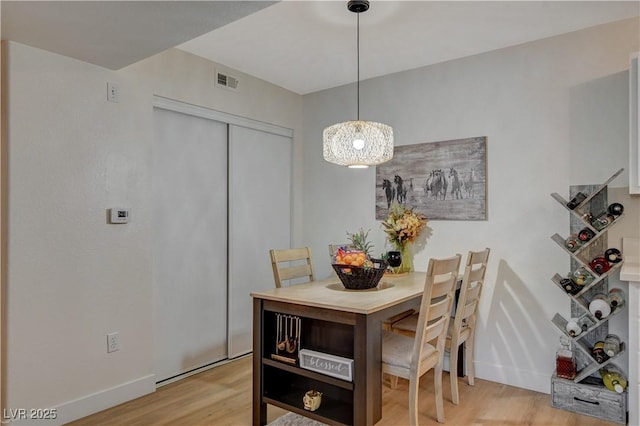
[398, 243, 413, 273]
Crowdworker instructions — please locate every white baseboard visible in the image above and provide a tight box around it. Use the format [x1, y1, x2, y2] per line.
[474, 360, 551, 394]
[443, 353, 550, 394]
[6, 374, 156, 425]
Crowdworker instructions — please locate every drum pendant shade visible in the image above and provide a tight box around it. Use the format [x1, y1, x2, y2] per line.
[322, 0, 394, 169]
[323, 120, 393, 168]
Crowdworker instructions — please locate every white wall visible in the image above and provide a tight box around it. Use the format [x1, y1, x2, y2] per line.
[2, 42, 303, 423]
[3, 13, 639, 422]
[301, 17, 640, 393]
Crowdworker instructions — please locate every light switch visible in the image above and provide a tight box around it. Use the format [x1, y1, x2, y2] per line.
[107, 82, 119, 103]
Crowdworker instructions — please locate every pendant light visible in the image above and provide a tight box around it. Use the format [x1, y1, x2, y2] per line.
[323, 0, 394, 169]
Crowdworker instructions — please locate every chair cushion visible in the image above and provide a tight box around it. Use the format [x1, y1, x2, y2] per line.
[382, 330, 436, 369]
[391, 313, 418, 333]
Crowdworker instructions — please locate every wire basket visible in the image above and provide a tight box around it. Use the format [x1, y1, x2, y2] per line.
[332, 259, 388, 290]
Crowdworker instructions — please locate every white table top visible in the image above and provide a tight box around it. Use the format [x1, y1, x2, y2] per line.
[251, 272, 428, 315]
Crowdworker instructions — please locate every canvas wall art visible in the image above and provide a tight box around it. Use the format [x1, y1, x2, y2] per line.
[376, 136, 487, 220]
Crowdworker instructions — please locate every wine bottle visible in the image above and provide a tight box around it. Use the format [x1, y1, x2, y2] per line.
[567, 192, 587, 210]
[589, 256, 610, 274]
[600, 367, 627, 393]
[564, 235, 582, 252]
[604, 248, 622, 264]
[592, 341, 607, 363]
[608, 202, 624, 216]
[565, 318, 582, 337]
[591, 213, 615, 231]
[589, 294, 611, 320]
[581, 212, 594, 223]
[571, 267, 593, 286]
[608, 288, 625, 309]
[603, 334, 621, 357]
[561, 278, 580, 294]
[578, 228, 595, 242]
[577, 315, 594, 332]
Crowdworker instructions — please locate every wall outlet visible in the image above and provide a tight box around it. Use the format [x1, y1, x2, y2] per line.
[107, 332, 120, 353]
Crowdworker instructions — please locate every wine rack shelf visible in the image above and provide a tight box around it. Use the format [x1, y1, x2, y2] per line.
[549, 169, 628, 424]
[550, 261, 624, 299]
[550, 168, 623, 213]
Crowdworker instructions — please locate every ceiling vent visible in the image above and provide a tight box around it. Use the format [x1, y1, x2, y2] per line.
[216, 71, 239, 91]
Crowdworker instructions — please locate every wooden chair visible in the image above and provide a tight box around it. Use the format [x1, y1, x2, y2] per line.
[269, 247, 315, 288]
[381, 254, 461, 424]
[390, 249, 490, 405]
[447, 248, 490, 405]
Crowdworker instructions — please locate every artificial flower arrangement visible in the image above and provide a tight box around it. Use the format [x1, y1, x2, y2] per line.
[382, 204, 427, 248]
[381, 204, 427, 272]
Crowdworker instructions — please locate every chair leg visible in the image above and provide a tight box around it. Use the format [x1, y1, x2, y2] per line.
[466, 337, 475, 386]
[449, 342, 460, 405]
[409, 376, 419, 426]
[434, 363, 445, 423]
[388, 374, 399, 389]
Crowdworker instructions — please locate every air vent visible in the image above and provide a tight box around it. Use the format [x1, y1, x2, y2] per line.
[216, 71, 239, 91]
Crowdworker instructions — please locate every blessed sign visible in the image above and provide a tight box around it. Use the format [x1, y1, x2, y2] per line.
[299, 349, 353, 381]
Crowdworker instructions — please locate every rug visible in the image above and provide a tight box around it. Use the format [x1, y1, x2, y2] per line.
[267, 412, 328, 426]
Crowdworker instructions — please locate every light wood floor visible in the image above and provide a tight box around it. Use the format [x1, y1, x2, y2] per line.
[70, 356, 616, 426]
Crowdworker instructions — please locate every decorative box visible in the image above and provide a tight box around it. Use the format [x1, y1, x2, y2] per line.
[551, 375, 627, 424]
[299, 348, 353, 381]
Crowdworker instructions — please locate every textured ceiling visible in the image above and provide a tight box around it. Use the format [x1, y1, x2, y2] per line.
[1, 1, 276, 69]
[179, 1, 640, 94]
[2, 1, 639, 94]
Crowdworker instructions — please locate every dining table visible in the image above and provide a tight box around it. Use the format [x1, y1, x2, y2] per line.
[251, 271, 460, 426]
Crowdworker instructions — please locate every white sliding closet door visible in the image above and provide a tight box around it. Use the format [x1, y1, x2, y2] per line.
[152, 108, 228, 382]
[228, 125, 292, 358]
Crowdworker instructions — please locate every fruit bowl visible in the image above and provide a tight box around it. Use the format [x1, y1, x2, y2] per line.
[332, 258, 388, 290]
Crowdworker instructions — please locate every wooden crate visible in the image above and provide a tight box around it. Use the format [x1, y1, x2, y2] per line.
[551, 375, 627, 424]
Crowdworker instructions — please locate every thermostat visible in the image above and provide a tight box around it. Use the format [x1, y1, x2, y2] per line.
[110, 208, 130, 224]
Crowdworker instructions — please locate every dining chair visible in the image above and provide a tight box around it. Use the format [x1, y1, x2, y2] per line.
[447, 248, 490, 405]
[390, 248, 490, 406]
[381, 254, 461, 424]
[270, 247, 315, 288]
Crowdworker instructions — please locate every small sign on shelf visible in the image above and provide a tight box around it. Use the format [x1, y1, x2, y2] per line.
[299, 348, 353, 381]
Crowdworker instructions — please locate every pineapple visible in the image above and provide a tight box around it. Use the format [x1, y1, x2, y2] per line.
[347, 228, 374, 258]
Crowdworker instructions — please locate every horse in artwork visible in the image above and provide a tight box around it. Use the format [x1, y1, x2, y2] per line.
[394, 175, 408, 204]
[429, 169, 448, 200]
[465, 168, 476, 198]
[424, 171, 435, 195]
[449, 167, 463, 199]
[382, 179, 396, 209]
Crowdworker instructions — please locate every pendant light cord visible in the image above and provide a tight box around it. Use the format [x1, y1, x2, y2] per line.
[356, 12, 360, 121]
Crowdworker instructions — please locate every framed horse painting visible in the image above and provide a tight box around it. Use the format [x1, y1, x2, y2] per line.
[375, 136, 487, 220]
